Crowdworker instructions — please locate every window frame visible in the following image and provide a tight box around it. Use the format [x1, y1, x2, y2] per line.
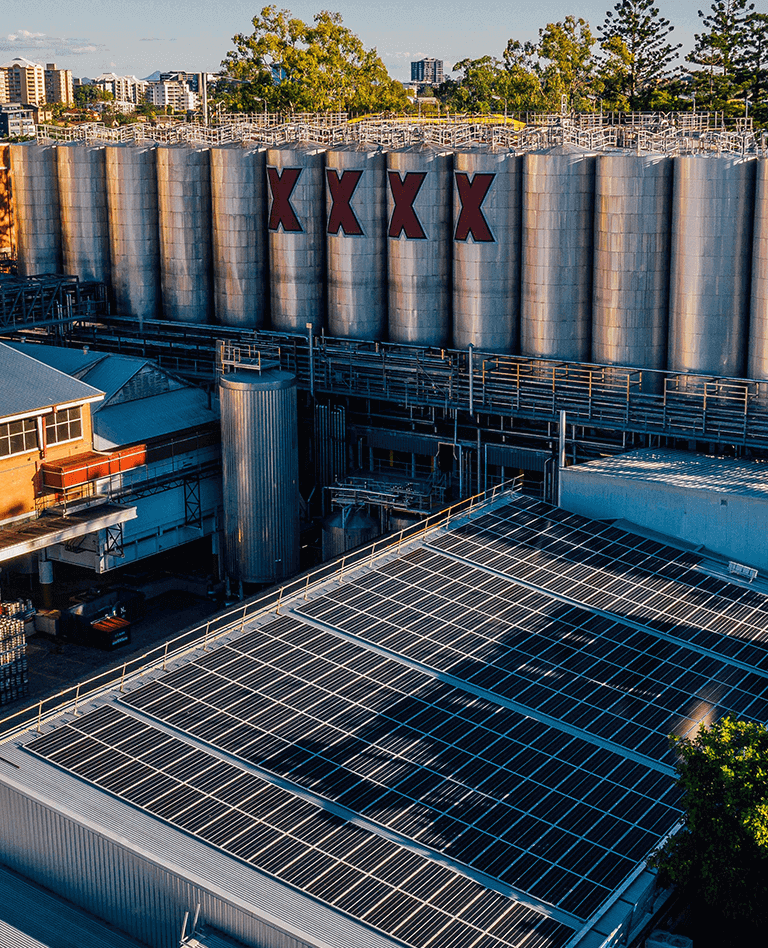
[0, 416, 40, 459]
[44, 406, 83, 447]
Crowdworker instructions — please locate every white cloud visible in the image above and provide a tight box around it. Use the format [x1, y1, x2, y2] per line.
[0, 29, 105, 56]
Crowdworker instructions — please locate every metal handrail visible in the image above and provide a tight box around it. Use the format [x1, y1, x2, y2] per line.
[0, 479, 520, 740]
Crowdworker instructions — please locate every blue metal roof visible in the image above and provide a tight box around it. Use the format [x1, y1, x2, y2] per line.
[0, 344, 103, 421]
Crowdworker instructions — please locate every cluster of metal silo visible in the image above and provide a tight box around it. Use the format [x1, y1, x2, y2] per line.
[105, 143, 160, 322]
[14, 139, 768, 381]
[219, 367, 300, 585]
[10, 143, 61, 276]
[210, 144, 268, 329]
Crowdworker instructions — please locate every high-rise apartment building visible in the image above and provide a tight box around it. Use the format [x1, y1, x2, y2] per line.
[91, 73, 147, 109]
[0, 70, 9, 104]
[44, 63, 74, 105]
[410, 58, 444, 86]
[145, 72, 202, 112]
[1, 58, 46, 106]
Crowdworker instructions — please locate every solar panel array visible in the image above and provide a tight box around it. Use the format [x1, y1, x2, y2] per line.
[442, 495, 768, 671]
[115, 615, 680, 919]
[23, 490, 768, 948]
[29, 704, 569, 948]
[300, 549, 768, 764]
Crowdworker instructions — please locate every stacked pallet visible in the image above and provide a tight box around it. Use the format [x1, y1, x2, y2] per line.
[0, 600, 31, 706]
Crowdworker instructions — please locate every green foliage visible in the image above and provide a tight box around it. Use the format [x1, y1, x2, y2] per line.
[73, 85, 112, 107]
[687, 0, 755, 113]
[218, 6, 408, 115]
[537, 16, 599, 111]
[598, 0, 681, 109]
[651, 717, 768, 928]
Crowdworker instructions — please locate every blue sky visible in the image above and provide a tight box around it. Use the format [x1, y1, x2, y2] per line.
[0, 1, 710, 82]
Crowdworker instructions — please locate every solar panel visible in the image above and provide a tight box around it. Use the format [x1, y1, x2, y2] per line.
[27, 707, 570, 948]
[113, 614, 681, 920]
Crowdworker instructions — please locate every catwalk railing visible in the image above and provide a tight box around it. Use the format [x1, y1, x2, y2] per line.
[40, 317, 768, 449]
[0, 274, 109, 332]
[34, 110, 766, 155]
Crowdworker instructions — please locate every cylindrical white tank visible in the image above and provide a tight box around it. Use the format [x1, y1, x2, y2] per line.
[749, 159, 768, 380]
[210, 144, 268, 329]
[452, 148, 522, 352]
[387, 146, 453, 347]
[266, 144, 326, 333]
[325, 145, 387, 340]
[521, 148, 596, 361]
[105, 143, 160, 321]
[9, 143, 62, 277]
[668, 155, 756, 378]
[57, 143, 111, 283]
[219, 368, 300, 584]
[321, 508, 379, 561]
[592, 153, 673, 370]
[156, 144, 213, 323]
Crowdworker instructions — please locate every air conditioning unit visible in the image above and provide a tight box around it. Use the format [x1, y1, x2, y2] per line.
[646, 931, 693, 948]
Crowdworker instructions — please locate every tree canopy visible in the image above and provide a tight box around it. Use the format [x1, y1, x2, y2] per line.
[218, 6, 407, 114]
[651, 717, 768, 938]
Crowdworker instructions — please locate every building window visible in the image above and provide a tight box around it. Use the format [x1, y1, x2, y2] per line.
[0, 418, 39, 458]
[45, 406, 82, 445]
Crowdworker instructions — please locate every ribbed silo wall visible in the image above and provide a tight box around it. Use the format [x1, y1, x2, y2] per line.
[0, 144, 14, 258]
[325, 145, 387, 340]
[668, 155, 755, 378]
[57, 143, 111, 283]
[452, 148, 522, 352]
[105, 143, 160, 322]
[749, 159, 768, 380]
[219, 369, 300, 584]
[266, 144, 326, 333]
[156, 144, 213, 323]
[10, 142, 62, 276]
[210, 144, 267, 328]
[387, 146, 453, 347]
[521, 148, 596, 361]
[592, 153, 673, 371]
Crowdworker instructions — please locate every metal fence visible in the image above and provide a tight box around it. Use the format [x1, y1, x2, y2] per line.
[34, 111, 767, 156]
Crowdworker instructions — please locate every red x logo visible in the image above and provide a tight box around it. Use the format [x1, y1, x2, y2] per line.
[267, 167, 302, 232]
[454, 172, 495, 242]
[326, 169, 364, 236]
[388, 171, 427, 239]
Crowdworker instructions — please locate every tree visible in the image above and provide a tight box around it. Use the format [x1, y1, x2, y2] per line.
[739, 11, 768, 118]
[651, 717, 768, 940]
[73, 85, 112, 108]
[537, 17, 599, 111]
[687, 0, 755, 112]
[218, 6, 407, 115]
[598, 0, 681, 110]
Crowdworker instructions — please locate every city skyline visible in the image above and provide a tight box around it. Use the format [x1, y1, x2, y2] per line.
[3, 0, 705, 84]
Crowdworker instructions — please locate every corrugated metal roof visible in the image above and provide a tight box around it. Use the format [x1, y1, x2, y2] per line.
[4, 341, 107, 378]
[569, 448, 768, 499]
[0, 864, 148, 948]
[0, 343, 103, 421]
[93, 388, 218, 450]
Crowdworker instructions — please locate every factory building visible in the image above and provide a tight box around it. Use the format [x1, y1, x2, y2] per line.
[2, 488, 768, 948]
[2, 114, 768, 948]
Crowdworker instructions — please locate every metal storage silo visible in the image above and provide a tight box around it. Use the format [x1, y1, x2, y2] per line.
[219, 368, 300, 585]
[520, 147, 596, 361]
[105, 143, 160, 322]
[749, 159, 768, 380]
[156, 144, 213, 323]
[452, 148, 522, 352]
[210, 144, 267, 328]
[387, 145, 453, 347]
[325, 144, 387, 340]
[266, 144, 326, 333]
[10, 143, 62, 276]
[321, 507, 379, 561]
[668, 155, 756, 378]
[592, 153, 673, 371]
[57, 143, 111, 283]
